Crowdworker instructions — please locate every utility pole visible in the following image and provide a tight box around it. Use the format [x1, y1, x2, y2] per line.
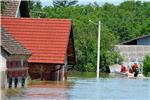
[97, 20, 100, 79]
[89, 20, 101, 79]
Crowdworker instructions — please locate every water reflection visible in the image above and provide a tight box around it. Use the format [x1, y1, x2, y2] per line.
[1, 72, 150, 100]
[26, 81, 72, 100]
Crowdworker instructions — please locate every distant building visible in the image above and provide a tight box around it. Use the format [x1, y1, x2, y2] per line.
[115, 34, 150, 66]
[121, 34, 150, 45]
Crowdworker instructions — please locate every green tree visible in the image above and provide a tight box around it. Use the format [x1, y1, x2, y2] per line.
[29, 1, 45, 18]
[143, 54, 150, 76]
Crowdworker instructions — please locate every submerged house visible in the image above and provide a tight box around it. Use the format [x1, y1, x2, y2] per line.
[1, 0, 76, 82]
[0, 28, 31, 88]
[2, 17, 76, 81]
[1, 0, 30, 88]
[115, 34, 150, 66]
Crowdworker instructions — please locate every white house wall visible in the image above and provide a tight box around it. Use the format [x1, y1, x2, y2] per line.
[0, 50, 7, 89]
[0, 54, 7, 70]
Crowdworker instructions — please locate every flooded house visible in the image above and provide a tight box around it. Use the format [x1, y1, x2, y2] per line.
[1, 0, 75, 81]
[115, 34, 150, 67]
[2, 17, 76, 81]
[1, 0, 76, 82]
[0, 28, 31, 88]
[1, 0, 30, 89]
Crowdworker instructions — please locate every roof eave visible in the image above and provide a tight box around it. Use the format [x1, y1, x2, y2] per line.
[120, 34, 150, 44]
[64, 19, 72, 64]
[28, 62, 65, 65]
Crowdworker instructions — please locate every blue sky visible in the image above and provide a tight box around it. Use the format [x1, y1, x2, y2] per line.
[40, 0, 150, 6]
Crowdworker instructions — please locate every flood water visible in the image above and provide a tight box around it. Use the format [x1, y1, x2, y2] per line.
[1, 72, 150, 100]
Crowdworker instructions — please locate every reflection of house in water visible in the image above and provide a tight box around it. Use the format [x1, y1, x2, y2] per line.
[1, 0, 76, 84]
[115, 34, 150, 66]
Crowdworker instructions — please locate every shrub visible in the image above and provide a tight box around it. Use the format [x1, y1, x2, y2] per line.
[143, 54, 150, 76]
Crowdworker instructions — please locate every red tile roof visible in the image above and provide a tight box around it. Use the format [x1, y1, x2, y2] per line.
[2, 17, 72, 64]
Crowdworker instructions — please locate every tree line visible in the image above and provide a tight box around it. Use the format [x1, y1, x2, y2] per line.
[29, 0, 150, 72]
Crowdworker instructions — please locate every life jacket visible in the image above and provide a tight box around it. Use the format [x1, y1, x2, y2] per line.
[134, 63, 138, 68]
[132, 64, 138, 72]
[129, 68, 133, 73]
[121, 64, 126, 73]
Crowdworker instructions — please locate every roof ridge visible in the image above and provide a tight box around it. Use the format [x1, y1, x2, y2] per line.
[1, 16, 72, 21]
[120, 34, 150, 44]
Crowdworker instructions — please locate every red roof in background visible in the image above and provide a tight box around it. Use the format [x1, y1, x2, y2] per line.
[2, 17, 71, 64]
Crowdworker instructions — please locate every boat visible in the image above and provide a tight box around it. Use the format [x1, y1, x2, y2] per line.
[109, 64, 121, 73]
[109, 64, 145, 79]
[126, 72, 145, 78]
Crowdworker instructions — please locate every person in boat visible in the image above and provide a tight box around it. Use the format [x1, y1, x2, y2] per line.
[132, 63, 138, 72]
[132, 63, 139, 77]
[129, 67, 133, 73]
[120, 64, 126, 73]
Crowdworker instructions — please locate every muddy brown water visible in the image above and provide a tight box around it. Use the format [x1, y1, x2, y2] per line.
[1, 72, 150, 100]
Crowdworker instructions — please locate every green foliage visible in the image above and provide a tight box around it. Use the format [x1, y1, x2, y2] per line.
[143, 54, 150, 76]
[29, 1, 45, 18]
[29, 1, 150, 72]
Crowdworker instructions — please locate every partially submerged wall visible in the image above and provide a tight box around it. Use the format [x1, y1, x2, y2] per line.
[115, 45, 150, 63]
[0, 49, 7, 89]
[28, 63, 67, 81]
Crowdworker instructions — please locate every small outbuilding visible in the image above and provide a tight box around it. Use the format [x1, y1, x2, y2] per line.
[115, 34, 150, 66]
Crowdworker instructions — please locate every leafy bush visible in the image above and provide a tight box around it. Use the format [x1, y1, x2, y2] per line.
[100, 50, 123, 72]
[143, 54, 150, 76]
